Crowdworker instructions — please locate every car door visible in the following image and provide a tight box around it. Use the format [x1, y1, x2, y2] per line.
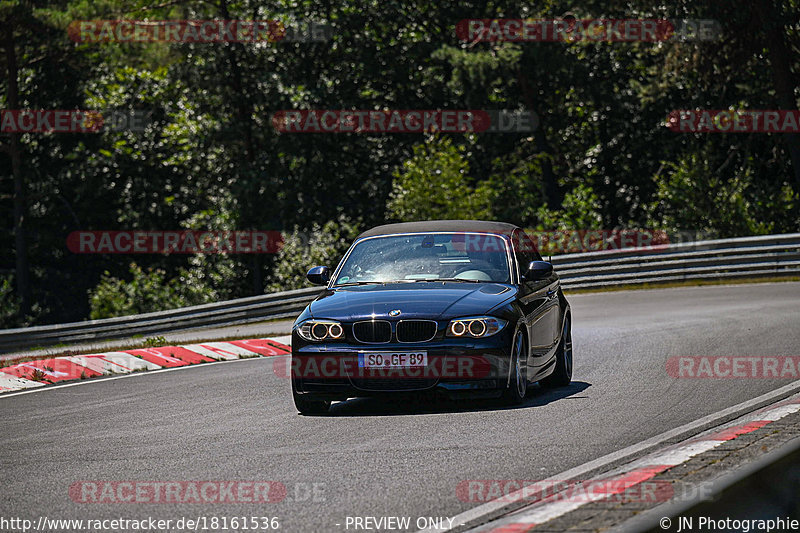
[512, 229, 561, 375]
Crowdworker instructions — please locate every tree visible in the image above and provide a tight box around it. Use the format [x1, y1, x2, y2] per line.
[647, 149, 793, 237]
[1, 0, 798, 325]
[268, 216, 361, 291]
[387, 135, 493, 221]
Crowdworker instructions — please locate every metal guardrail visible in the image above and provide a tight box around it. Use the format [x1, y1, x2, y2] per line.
[1, 233, 798, 353]
[554, 232, 800, 289]
[0, 286, 324, 353]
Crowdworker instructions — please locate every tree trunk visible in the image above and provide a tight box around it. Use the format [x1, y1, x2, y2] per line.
[218, 0, 255, 163]
[219, 0, 262, 294]
[756, 0, 800, 189]
[4, 22, 30, 314]
[518, 71, 560, 207]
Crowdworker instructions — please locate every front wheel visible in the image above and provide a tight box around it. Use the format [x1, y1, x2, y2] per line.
[502, 329, 528, 405]
[541, 315, 572, 388]
[292, 380, 331, 415]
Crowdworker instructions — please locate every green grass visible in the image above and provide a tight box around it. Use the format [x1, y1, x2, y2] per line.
[142, 335, 167, 347]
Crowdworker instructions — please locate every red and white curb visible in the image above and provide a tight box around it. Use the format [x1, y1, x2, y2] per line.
[0, 335, 292, 394]
[473, 396, 800, 532]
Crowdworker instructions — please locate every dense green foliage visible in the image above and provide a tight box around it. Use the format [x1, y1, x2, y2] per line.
[268, 216, 361, 292]
[387, 135, 493, 221]
[89, 263, 190, 320]
[1, 0, 798, 324]
[88, 261, 229, 319]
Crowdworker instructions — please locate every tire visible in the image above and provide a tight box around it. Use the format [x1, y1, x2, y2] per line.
[292, 380, 331, 415]
[541, 315, 572, 388]
[502, 328, 528, 405]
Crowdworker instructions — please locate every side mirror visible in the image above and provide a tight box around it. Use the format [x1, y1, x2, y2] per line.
[523, 261, 553, 281]
[306, 266, 330, 286]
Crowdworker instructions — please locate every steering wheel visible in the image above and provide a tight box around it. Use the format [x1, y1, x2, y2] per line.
[454, 269, 492, 281]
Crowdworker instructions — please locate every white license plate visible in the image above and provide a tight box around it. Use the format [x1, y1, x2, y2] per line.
[358, 351, 428, 368]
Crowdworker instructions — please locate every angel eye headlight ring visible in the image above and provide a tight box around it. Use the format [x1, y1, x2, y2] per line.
[297, 320, 346, 341]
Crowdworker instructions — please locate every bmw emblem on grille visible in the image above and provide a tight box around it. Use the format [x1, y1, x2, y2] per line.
[389, 309, 401, 317]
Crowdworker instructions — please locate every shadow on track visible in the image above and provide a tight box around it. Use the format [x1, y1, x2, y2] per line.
[318, 381, 591, 417]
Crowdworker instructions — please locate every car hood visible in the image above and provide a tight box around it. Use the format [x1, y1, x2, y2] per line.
[308, 282, 516, 322]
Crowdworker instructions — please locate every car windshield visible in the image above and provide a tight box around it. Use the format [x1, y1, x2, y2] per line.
[333, 233, 511, 285]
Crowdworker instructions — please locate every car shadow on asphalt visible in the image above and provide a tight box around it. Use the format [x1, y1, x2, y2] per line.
[321, 381, 591, 417]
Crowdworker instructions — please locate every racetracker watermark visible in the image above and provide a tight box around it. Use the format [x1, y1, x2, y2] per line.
[271, 109, 537, 133]
[522, 229, 669, 255]
[456, 19, 720, 42]
[667, 356, 800, 379]
[458, 479, 714, 505]
[454, 229, 711, 255]
[274, 355, 492, 380]
[66, 231, 283, 254]
[64, 229, 706, 256]
[459, 479, 668, 504]
[1, 109, 151, 133]
[68, 20, 332, 43]
[69, 481, 287, 504]
[667, 110, 800, 133]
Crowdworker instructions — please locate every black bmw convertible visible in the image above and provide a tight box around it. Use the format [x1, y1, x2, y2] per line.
[290, 220, 572, 414]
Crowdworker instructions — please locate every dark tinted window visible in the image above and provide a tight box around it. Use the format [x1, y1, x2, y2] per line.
[335, 233, 511, 284]
[512, 229, 542, 277]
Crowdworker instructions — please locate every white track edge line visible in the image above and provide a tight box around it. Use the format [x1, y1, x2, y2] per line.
[417, 379, 800, 533]
[508, 400, 800, 528]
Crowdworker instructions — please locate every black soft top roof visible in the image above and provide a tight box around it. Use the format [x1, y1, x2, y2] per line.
[356, 220, 520, 240]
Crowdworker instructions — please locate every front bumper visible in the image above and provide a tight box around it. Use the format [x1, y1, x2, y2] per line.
[290, 335, 513, 400]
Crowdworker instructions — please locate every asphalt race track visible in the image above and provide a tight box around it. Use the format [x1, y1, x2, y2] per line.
[2, 282, 800, 533]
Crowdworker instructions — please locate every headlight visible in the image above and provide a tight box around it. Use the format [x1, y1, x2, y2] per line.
[446, 316, 507, 338]
[296, 320, 345, 342]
